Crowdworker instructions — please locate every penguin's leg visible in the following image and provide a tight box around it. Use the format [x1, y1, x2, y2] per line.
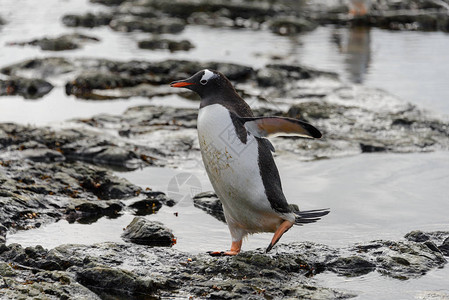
[209, 222, 245, 256]
[266, 220, 294, 253]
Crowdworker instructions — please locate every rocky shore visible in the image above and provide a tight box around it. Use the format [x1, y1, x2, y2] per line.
[0, 230, 447, 299]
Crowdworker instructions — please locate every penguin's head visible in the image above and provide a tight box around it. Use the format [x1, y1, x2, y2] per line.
[170, 69, 233, 98]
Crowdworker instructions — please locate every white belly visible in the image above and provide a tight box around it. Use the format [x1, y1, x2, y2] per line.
[197, 104, 284, 238]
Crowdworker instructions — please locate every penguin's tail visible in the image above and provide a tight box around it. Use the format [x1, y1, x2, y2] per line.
[294, 208, 330, 225]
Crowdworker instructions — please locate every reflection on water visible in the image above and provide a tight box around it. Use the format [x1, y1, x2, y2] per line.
[332, 26, 371, 83]
[294, 26, 449, 115]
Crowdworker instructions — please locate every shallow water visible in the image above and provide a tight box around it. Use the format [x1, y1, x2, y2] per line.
[9, 151, 449, 251]
[2, 0, 449, 297]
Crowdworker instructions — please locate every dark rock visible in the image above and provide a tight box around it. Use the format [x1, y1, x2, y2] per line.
[90, 0, 127, 5]
[313, 3, 449, 32]
[129, 191, 174, 215]
[327, 256, 376, 276]
[257, 64, 337, 88]
[77, 266, 171, 298]
[62, 12, 112, 28]
[129, 198, 162, 215]
[66, 200, 124, 224]
[109, 16, 185, 33]
[440, 238, 449, 256]
[0, 224, 6, 244]
[360, 143, 389, 153]
[8, 33, 99, 51]
[0, 57, 74, 78]
[405, 230, 431, 242]
[0, 77, 53, 99]
[122, 217, 175, 246]
[405, 230, 449, 256]
[1, 231, 447, 299]
[193, 191, 226, 223]
[353, 240, 447, 279]
[20, 148, 65, 162]
[0, 155, 142, 231]
[269, 17, 317, 35]
[138, 38, 194, 52]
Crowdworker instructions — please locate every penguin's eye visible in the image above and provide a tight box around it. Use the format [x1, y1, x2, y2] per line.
[200, 79, 208, 85]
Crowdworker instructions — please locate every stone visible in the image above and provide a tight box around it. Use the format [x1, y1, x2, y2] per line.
[269, 17, 317, 35]
[0, 77, 53, 99]
[109, 16, 185, 33]
[8, 33, 99, 51]
[193, 191, 226, 223]
[62, 12, 112, 28]
[122, 217, 175, 246]
[138, 38, 194, 52]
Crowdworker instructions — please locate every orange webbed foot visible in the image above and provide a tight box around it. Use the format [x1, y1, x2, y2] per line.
[208, 240, 242, 257]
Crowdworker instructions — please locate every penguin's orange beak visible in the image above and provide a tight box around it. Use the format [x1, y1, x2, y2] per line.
[170, 81, 195, 88]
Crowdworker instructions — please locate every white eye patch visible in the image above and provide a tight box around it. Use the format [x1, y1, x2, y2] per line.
[200, 69, 218, 85]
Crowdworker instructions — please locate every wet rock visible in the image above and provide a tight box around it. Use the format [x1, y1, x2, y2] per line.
[405, 230, 449, 256]
[65, 71, 150, 99]
[109, 16, 185, 33]
[1, 231, 447, 299]
[90, 0, 127, 5]
[121, 217, 175, 246]
[312, 2, 449, 32]
[129, 192, 174, 215]
[8, 33, 99, 51]
[193, 191, 226, 223]
[0, 155, 141, 230]
[327, 256, 376, 276]
[0, 224, 7, 244]
[257, 64, 337, 88]
[138, 38, 194, 52]
[76, 266, 172, 298]
[20, 148, 65, 162]
[66, 200, 124, 224]
[269, 16, 317, 35]
[0, 57, 74, 79]
[62, 12, 113, 28]
[0, 77, 53, 99]
[0, 244, 98, 299]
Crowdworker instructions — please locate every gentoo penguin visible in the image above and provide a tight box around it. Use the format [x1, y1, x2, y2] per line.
[170, 69, 329, 255]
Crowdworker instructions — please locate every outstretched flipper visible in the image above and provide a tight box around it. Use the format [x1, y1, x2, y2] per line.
[242, 116, 322, 139]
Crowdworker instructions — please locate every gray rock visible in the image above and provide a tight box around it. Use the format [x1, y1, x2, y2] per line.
[0, 224, 7, 244]
[405, 230, 449, 256]
[327, 255, 376, 276]
[269, 16, 318, 35]
[138, 38, 194, 52]
[193, 191, 226, 223]
[0, 157, 142, 230]
[122, 217, 175, 246]
[62, 12, 112, 28]
[109, 16, 185, 33]
[8, 33, 99, 51]
[20, 148, 65, 162]
[76, 266, 173, 298]
[1, 230, 447, 299]
[0, 77, 53, 99]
